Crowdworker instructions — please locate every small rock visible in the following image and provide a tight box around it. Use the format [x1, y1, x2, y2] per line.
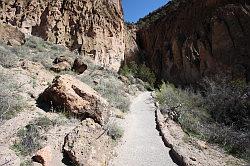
[7, 39, 22, 46]
[196, 140, 208, 150]
[190, 157, 196, 161]
[118, 75, 129, 84]
[72, 57, 87, 74]
[32, 146, 52, 166]
[53, 56, 73, 65]
[50, 61, 71, 73]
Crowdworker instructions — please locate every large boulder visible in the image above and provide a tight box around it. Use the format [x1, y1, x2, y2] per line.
[38, 75, 110, 125]
[63, 119, 113, 166]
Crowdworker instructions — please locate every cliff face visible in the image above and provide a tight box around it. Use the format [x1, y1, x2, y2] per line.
[0, 0, 125, 70]
[138, 0, 250, 84]
[124, 24, 139, 65]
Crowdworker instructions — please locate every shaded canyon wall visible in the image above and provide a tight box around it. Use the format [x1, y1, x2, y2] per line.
[137, 0, 250, 84]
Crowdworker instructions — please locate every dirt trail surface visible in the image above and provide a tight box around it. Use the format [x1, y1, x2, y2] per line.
[110, 92, 176, 166]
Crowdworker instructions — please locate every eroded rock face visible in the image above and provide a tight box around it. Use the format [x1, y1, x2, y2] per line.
[138, 0, 250, 84]
[0, 0, 125, 71]
[63, 118, 113, 166]
[38, 75, 110, 125]
[0, 24, 25, 46]
[124, 24, 140, 65]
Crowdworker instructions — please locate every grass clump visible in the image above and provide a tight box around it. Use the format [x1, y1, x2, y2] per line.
[106, 123, 124, 140]
[12, 124, 42, 156]
[156, 77, 249, 160]
[0, 72, 25, 123]
[80, 60, 131, 113]
[94, 77, 130, 113]
[120, 61, 156, 88]
[0, 36, 75, 69]
[12, 116, 57, 156]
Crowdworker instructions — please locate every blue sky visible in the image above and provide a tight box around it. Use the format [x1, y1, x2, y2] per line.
[122, 0, 169, 23]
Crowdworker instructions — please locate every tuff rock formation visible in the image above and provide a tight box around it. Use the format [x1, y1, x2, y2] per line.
[63, 118, 113, 166]
[38, 75, 110, 125]
[124, 24, 140, 65]
[0, 0, 125, 70]
[0, 24, 25, 46]
[137, 0, 250, 84]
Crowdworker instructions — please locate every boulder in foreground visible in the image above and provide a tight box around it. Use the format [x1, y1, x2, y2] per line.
[38, 75, 110, 125]
[63, 119, 113, 166]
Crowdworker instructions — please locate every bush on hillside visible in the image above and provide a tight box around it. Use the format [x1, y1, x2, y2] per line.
[120, 61, 156, 87]
[0, 72, 25, 123]
[106, 122, 124, 140]
[12, 116, 57, 156]
[156, 78, 250, 159]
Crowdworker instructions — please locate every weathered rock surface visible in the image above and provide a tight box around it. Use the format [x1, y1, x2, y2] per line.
[63, 118, 113, 166]
[0, 24, 25, 46]
[0, 146, 20, 166]
[38, 75, 110, 125]
[50, 61, 71, 73]
[138, 0, 250, 84]
[0, 0, 125, 70]
[124, 24, 139, 65]
[32, 146, 52, 166]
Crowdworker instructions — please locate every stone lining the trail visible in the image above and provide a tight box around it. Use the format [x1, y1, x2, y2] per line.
[155, 107, 247, 166]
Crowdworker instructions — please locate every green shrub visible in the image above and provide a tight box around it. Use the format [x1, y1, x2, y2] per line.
[93, 77, 130, 113]
[202, 77, 249, 130]
[106, 123, 124, 140]
[156, 78, 249, 159]
[12, 116, 57, 156]
[0, 72, 25, 123]
[120, 61, 156, 87]
[12, 124, 41, 156]
[80, 61, 131, 113]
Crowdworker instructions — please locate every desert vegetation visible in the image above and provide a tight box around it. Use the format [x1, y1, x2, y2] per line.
[137, 0, 185, 28]
[12, 116, 59, 156]
[0, 71, 25, 123]
[156, 76, 250, 160]
[119, 61, 156, 89]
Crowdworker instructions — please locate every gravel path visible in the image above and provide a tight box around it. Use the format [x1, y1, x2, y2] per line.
[110, 92, 177, 166]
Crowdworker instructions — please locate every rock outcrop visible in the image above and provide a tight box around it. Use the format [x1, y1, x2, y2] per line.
[63, 118, 113, 166]
[0, 0, 125, 70]
[38, 75, 110, 125]
[123, 24, 140, 65]
[137, 0, 250, 84]
[0, 24, 25, 46]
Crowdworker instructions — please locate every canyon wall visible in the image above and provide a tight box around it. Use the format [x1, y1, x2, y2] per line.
[137, 0, 250, 84]
[0, 0, 125, 70]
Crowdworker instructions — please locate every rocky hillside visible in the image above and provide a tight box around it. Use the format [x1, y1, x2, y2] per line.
[137, 0, 250, 84]
[0, 0, 125, 70]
